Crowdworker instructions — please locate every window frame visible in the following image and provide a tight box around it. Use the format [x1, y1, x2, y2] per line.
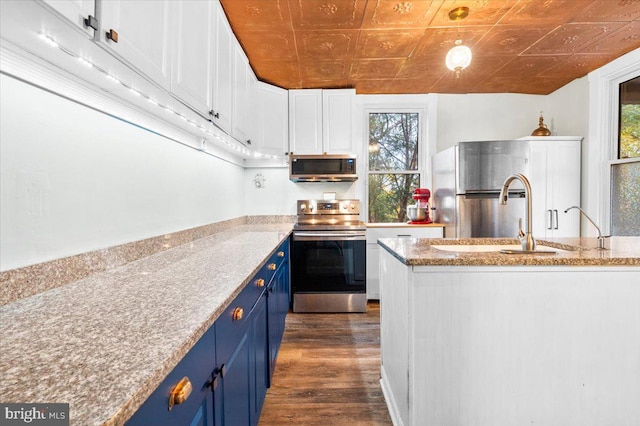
[361, 97, 435, 224]
[588, 49, 640, 235]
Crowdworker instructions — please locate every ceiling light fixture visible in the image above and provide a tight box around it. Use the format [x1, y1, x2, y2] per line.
[445, 6, 472, 78]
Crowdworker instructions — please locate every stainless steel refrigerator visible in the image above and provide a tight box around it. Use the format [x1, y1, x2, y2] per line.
[432, 140, 531, 238]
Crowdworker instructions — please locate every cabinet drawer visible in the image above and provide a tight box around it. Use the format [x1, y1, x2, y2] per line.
[127, 326, 216, 425]
[366, 226, 443, 244]
[254, 241, 287, 286]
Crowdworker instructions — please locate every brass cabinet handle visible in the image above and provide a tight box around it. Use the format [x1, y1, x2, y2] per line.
[106, 29, 119, 43]
[168, 376, 193, 411]
[267, 263, 276, 271]
[255, 278, 265, 287]
[232, 307, 244, 321]
[277, 251, 285, 257]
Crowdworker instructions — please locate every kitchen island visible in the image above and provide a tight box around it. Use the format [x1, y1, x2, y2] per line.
[0, 223, 292, 425]
[378, 237, 640, 426]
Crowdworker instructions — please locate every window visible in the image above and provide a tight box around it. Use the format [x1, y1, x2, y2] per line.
[368, 112, 420, 223]
[619, 76, 640, 159]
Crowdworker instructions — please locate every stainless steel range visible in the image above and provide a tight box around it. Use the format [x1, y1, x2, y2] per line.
[291, 199, 367, 313]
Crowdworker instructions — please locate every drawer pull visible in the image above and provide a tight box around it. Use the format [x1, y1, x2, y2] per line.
[267, 263, 277, 271]
[232, 307, 244, 321]
[255, 278, 265, 287]
[277, 251, 285, 257]
[106, 29, 119, 43]
[168, 376, 192, 411]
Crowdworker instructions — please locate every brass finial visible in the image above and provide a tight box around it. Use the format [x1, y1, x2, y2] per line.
[531, 111, 551, 136]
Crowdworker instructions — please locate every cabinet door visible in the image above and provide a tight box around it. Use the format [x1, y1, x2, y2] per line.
[97, 0, 171, 88]
[529, 139, 581, 238]
[215, 331, 252, 426]
[548, 140, 581, 237]
[268, 264, 289, 379]
[214, 282, 265, 426]
[127, 326, 216, 426]
[366, 227, 443, 299]
[257, 82, 289, 156]
[211, 0, 233, 133]
[366, 244, 380, 299]
[266, 240, 289, 382]
[323, 89, 355, 154]
[528, 142, 551, 238]
[289, 89, 323, 154]
[42, 0, 96, 37]
[251, 294, 269, 424]
[170, 0, 213, 114]
[232, 46, 251, 143]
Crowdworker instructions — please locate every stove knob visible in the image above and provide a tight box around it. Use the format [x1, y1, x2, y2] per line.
[300, 203, 306, 212]
[341, 202, 347, 210]
[350, 203, 356, 210]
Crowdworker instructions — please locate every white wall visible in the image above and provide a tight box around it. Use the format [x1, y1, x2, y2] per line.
[0, 75, 245, 271]
[435, 93, 547, 152]
[545, 77, 589, 137]
[243, 167, 356, 215]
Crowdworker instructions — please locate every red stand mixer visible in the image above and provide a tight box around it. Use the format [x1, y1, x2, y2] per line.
[407, 188, 432, 224]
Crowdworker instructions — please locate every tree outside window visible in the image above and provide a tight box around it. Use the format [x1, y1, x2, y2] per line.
[368, 112, 420, 223]
[619, 76, 640, 159]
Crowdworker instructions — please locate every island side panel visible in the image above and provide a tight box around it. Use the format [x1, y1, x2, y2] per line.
[410, 266, 640, 426]
[379, 249, 412, 426]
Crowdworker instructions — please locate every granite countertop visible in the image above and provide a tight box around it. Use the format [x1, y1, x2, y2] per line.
[0, 223, 293, 425]
[378, 236, 640, 266]
[366, 222, 444, 228]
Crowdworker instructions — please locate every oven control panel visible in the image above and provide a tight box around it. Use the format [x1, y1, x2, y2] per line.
[297, 199, 360, 215]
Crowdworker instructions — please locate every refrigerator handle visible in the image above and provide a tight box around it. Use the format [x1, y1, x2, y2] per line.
[554, 209, 559, 230]
[547, 209, 553, 230]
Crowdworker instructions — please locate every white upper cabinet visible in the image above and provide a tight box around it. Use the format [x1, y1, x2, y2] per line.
[96, 0, 172, 88]
[211, 0, 233, 134]
[257, 82, 289, 156]
[289, 89, 323, 155]
[41, 0, 97, 37]
[323, 89, 355, 153]
[526, 136, 582, 238]
[232, 45, 252, 144]
[289, 89, 355, 155]
[169, 0, 213, 114]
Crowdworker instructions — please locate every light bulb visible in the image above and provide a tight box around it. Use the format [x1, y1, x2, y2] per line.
[445, 39, 472, 77]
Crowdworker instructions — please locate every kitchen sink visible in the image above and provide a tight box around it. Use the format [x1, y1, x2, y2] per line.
[430, 244, 566, 254]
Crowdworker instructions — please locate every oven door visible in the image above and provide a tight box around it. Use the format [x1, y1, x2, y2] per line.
[291, 231, 366, 312]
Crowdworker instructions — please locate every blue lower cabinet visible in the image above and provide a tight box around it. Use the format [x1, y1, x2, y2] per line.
[128, 238, 290, 426]
[214, 287, 268, 426]
[127, 326, 216, 426]
[251, 293, 269, 422]
[215, 331, 252, 426]
[267, 239, 290, 382]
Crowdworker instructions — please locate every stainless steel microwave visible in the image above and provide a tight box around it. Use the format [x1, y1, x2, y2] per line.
[289, 154, 357, 182]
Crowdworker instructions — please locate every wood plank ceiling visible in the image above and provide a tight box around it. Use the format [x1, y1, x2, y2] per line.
[219, 0, 640, 95]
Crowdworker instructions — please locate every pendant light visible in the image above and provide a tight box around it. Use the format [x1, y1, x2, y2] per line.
[445, 7, 472, 78]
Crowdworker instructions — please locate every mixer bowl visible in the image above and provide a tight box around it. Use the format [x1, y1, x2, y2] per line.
[407, 205, 428, 222]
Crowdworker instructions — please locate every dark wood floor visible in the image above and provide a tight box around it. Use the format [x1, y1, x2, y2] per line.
[259, 301, 392, 425]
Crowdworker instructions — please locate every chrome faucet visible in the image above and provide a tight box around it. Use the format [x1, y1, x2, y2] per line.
[499, 173, 536, 251]
[564, 206, 608, 249]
